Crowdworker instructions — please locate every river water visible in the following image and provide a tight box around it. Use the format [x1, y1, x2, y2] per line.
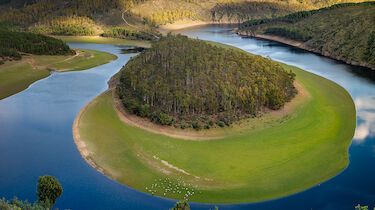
[0, 26, 374, 210]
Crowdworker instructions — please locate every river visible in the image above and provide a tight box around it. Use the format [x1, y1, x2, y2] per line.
[0, 26, 374, 210]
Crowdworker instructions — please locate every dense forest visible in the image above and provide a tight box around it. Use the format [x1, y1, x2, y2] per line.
[0, 28, 74, 64]
[0, 0, 371, 37]
[0, 0, 151, 36]
[238, 2, 375, 68]
[117, 34, 296, 129]
[102, 27, 160, 40]
[131, 0, 371, 25]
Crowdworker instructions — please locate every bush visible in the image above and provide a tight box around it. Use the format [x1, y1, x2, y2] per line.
[217, 121, 225, 127]
[138, 104, 151, 118]
[192, 121, 203, 130]
[36, 175, 63, 207]
[102, 27, 159, 40]
[0, 197, 50, 210]
[154, 112, 173, 125]
[171, 200, 190, 210]
[124, 98, 140, 113]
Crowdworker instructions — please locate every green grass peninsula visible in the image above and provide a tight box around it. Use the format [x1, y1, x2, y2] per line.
[74, 38, 356, 203]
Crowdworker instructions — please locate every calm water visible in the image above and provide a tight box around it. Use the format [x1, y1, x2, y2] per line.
[0, 26, 374, 210]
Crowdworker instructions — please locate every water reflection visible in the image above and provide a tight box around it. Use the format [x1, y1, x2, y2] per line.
[354, 97, 375, 142]
[121, 47, 145, 54]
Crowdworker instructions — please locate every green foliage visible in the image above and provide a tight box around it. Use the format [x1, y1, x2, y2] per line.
[362, 31, 375, 63]
[36, 175, 63, 207]
[118, 34, 296, 128]
[32, 16, 96, 36]
[264, 26, 311, 42]
[171, 200, 190, 210]
[211, 1, 300, 23]
[145, 9, 196, 25]
[102, 27, 158, 40]
[150, 112, 173, 126]
[240, 1, 375, 67]
[0, 28, 73, 63]
[241, 1, 375, 28]
[0, 197, 49, 210]
[355, 204, 370, 210]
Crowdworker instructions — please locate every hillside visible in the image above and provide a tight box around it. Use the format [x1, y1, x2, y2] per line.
[0, 0, 371, 38]
[237, 2, 375, 69]
[0, 27, 74, 64]
[117, 34, 296, 129]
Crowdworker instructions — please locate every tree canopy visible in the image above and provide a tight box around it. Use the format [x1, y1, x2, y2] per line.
[239, 1, 375, 68]
[36, 175, 63, 207]
[118, 34, 296, 129]
[0, 28, 74, 63]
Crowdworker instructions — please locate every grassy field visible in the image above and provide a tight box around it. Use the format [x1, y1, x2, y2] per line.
[55, 36, 151, 48]
[77, 59, 356, 202]
[0, 49, 117, 100]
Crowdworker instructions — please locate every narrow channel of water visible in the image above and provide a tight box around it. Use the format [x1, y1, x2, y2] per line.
[0, 27, 374, 210]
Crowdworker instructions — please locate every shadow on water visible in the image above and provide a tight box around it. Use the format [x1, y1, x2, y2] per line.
[121, 47, 145, 54]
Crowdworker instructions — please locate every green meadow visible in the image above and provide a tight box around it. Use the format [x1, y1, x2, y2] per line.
[77, 61, 356, 203]
[0, 49, 117, 100]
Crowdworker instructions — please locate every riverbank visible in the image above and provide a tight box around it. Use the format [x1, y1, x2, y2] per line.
[0, 49, 117, 100]
[235, 30, 375, 71]
[73, 43, 356, 203]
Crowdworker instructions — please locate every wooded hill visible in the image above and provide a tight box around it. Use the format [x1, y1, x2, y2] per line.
[0, 0, 371, 38]
[0, 27, 74, 64]
[238, 2, 375, 69]
[117, 34, 296, 129]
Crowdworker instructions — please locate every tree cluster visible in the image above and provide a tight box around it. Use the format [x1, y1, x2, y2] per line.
[0, 175, 63, 209]
[0, 28, 74, 63]
[264, 26, 311, 42]
[239, 1, 375, 67]
[33, 15, 96, 36]
[211, 1, 299, 23]
[118, 34, 296, 129]
[102, 27, 159, 40]
[241, 1, 375, 28]
[145, 9, 196, 26]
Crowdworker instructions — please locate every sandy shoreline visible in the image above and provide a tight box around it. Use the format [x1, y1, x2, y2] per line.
[72, 91, 115, 179]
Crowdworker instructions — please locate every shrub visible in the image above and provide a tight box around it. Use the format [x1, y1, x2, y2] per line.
[217, 121, 225, 127]
[36, 175, 63, 207]
[157, 113, 173, 125]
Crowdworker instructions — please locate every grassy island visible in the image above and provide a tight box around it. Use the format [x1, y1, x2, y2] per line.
[74, 39, 356, 203]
